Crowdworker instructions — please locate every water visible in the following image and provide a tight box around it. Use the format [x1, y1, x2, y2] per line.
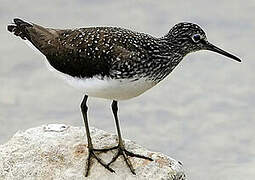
[1, 0, 255, 179]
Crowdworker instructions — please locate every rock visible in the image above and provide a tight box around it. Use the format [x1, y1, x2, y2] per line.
[0, 124, 186, 180]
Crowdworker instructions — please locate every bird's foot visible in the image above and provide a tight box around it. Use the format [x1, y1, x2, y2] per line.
[85, 147, 115, 177]
[107, 143, 153, 175]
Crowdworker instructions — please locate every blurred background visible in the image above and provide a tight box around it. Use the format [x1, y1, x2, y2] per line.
[0, 0, 254, 179]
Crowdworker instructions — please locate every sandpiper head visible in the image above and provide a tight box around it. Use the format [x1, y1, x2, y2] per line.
[168, 22, 241, 62]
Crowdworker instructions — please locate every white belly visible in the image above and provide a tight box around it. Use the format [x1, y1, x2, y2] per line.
[45, 59, 157, 100]
[64, 76, 156, 100]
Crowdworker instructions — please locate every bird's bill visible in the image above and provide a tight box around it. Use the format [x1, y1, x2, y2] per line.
[204, 42, 241, 62]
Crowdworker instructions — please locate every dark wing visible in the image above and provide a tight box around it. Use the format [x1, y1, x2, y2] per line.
[8, 19, 151, 79]
[45, 27, 150, 79]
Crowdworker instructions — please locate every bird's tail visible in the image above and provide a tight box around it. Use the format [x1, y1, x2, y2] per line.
[7, 18, 60, 55]
[7, 18, 33, 41]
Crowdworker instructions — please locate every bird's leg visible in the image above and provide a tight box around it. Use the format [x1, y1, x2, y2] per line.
[108, 100, 153, 175]
[81, 95, 115, 176]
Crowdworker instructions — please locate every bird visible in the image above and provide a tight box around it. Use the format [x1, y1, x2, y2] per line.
[7, 18, 241, 176]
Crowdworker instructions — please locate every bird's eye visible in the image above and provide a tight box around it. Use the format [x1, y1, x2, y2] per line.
[192, 34, 202, 43]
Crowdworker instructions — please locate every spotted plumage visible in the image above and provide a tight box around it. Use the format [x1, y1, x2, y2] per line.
[8, 19, 210, 84]
[7, 18, 241, 177]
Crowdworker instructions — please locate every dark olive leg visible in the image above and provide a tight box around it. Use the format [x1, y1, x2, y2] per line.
[108, 100, 153, 175]
[81, 95, 115, 176]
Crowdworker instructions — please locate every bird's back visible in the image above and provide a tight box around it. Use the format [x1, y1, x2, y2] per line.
[8, 19, 167, 80]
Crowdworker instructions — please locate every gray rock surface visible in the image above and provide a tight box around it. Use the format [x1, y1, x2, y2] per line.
[0, 124, 186, 180]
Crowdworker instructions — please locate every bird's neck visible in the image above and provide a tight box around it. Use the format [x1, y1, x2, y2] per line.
[160, 34, 190, 56]
[144, 37, 186, 82]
